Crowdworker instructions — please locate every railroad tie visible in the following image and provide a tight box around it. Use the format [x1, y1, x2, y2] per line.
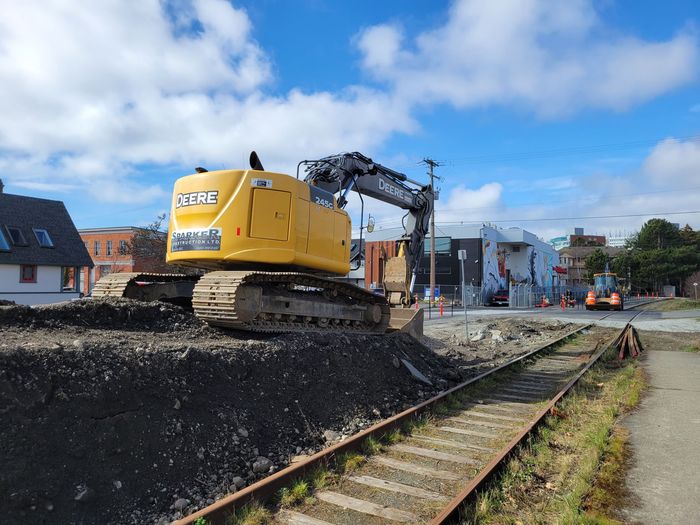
[315, 491, 419, 523]
[278, 509, 336, 525]
[391, 443, 480, 465]
[348, 475, 449, 501]
[371, 456, 462, 480]
[411, 435, 497, 453]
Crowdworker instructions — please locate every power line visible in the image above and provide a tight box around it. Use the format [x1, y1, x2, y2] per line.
[366, 185, 700, 227]
[437, 210, 700, 224]
[445, 134, 700, 165]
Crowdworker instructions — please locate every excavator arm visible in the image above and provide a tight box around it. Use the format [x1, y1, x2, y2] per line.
[302, 152, 434, 306]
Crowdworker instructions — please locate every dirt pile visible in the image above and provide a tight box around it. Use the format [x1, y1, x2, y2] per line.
[0, 299, 464, 525]
[422, 317, 577, 372]
[0, 297, 203, 332]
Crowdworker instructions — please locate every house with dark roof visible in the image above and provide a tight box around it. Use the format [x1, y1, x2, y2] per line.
[0, 181, 93, 305]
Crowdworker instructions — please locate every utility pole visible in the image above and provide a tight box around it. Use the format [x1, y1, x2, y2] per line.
[422, 158, 441, 306]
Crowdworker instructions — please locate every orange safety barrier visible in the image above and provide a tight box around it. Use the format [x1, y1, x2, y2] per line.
[585, 291, 596, 305]
[610, 292, 621, 306]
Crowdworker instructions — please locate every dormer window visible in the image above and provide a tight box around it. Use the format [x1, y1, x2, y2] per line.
[4, 226, 28, 246]
[0, 229, 9, 251]
[33, 228, 54, 248]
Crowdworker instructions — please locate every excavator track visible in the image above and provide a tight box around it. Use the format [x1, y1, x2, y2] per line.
[91, 273, 199, 302]
[192, 271, 391, 334]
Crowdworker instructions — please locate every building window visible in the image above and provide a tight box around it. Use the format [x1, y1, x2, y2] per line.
[0, 229, 9, 252]
[4, 226, 28, 246]
[62, 267, 77, 291]
[106, 240, 113, 256]
[33, 228, 54, 248]
[424, 237, 452, 256]
[20, 264, 37, 283]
[99, 265, 111, 278]
[119, 239, 127, 255]
[94, 240, 101, 256]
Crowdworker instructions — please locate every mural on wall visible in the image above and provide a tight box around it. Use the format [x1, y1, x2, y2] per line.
[497, 248, 507, 278]
[482, 238, 506, 299]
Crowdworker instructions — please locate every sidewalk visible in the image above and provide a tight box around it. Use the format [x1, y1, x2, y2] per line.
[620, 350, 700, 524]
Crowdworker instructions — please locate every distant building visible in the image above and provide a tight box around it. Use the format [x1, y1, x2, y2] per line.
[0, 183, 93, 305]
[557, 246, 624, 287]
[606, 231, 633, 248]
[78, 226, 170, 295]
[549, 227, 605, 250]
[366, 224, 559, 302]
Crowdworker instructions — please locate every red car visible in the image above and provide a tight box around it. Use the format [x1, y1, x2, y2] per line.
[490, 289, 509, 306]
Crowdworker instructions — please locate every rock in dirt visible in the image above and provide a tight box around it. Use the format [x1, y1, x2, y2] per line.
[252, 457, 273, 474]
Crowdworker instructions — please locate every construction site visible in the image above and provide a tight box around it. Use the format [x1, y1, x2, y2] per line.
[2, 3, 700, 524]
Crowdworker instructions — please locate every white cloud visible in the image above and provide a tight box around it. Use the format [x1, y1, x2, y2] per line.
[0, 0, 697, 210]
[643, 137, 700, 185]
[357, 0, 698, 117]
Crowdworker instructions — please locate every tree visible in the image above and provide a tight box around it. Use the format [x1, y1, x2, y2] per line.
[125, 214, 190, 274]
[584, 248, 610, 279]
[629, 218, 682, 251]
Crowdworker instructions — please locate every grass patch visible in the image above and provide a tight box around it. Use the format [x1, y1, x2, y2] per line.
[680, 345, 700, 353]
[227, 502, 272, 525]
[335, 452, 366, 474]
[362, 436, 383, 455]
[278, 479, 310, 507]
[308, 466, 332, 490]
[457, 345, 647, 524]
[640, 298, 700, 311]
[382, 428, 403, 445]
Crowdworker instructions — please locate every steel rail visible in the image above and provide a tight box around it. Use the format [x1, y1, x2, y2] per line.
[174, 323, 593, 525]
[430, 311, 644, 524]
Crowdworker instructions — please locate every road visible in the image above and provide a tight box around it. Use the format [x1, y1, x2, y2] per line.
[423, 300, 700, 332]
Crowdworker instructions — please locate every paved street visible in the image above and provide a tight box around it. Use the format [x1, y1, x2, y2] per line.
[620, 351, 700, 524]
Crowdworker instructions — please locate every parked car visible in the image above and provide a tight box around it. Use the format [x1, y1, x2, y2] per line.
[490, 289, 509, 306]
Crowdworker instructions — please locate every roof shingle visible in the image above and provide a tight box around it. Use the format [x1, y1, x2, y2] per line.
[0, 192, 93, 267]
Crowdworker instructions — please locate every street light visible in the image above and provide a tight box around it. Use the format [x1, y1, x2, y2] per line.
[694, 282, 698, 301]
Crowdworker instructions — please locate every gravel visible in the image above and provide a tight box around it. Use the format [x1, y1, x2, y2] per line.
[0, 298, 467, 525]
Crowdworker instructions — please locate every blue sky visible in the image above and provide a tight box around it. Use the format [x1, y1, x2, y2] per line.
[1, 0, 699, 241]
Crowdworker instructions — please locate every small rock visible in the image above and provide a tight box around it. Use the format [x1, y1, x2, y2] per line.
[173, 399, 181, 410]
[172, 498, 189, 511]
[470, 332, 485, 342]
[46, 502, 54, 511]
[490, 329, 502, 340]
[74, 486, 94, 503]
[392, 356, 401, 368]
[323, 430, 341, 442]
[237, 427, 249, 438]
[252, 456, 272, 474]
[232, 476, 245, 489]
[113, 480, 122, 490]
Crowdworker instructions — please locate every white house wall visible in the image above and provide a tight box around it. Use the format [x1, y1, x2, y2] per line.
[0, 264, 80, 305]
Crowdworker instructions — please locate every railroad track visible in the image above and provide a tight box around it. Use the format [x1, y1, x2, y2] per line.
[175, 313, 643, 525]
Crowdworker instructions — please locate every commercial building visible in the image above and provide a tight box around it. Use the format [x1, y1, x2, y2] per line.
[365, 224, 559, 302]
[78, 226, 169, 294]
[0, 182, 93, 305]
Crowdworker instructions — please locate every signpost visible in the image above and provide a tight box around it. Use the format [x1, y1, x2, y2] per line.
[458, 249, 468, 339]
[694, 282, 698, 301]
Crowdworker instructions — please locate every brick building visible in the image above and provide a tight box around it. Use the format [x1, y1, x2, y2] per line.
[78, 227, 169, 295]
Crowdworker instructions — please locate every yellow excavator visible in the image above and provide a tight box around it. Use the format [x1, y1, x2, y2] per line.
[92, 152, 433, 335]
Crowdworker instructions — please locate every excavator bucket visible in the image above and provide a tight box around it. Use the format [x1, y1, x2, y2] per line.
[388, 307, 424, 339]
[383, 256, 410, 306]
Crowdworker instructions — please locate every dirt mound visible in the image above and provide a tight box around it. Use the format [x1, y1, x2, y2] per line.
[0, 299, 16, 306]
[0, 298, 205, 333]
[0, 300, 464, 525]
[422, 317, 577, 372]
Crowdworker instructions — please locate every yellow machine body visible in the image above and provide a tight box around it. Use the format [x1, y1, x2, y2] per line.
[166, 169, 351, 276]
